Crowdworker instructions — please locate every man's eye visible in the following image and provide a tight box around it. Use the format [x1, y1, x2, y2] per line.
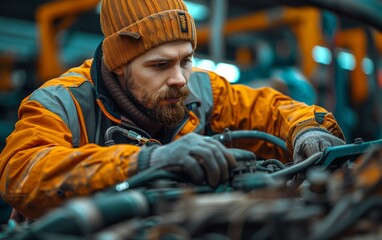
[181, 58, 192, 65]
[153, 62, 166, 68]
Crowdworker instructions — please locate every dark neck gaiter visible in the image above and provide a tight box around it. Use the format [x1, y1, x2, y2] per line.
[101, 61, 163, 136]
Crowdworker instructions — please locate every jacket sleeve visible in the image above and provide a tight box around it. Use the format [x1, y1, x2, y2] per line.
[0, 98, 140, 219]
[207, 71, 345, 162]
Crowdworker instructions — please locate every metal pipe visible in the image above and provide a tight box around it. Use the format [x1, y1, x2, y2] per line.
[209, 0, 228, 62]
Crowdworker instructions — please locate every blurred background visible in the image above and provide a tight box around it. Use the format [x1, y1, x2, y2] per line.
[0, 1, 382, 161]
[0, 0, 382, 224]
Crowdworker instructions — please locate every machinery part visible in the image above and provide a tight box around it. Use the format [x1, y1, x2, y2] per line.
[10, 191, 148, 239]
[104, 125, 150, 146]
[280, 0, 382, 32]
[317, 138, 382, 168]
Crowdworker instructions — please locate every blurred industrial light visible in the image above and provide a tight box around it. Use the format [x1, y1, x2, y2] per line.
[338, 51, 356, 71]
[215, 63, 240, 83]
[313, 47, 373, 74]
[195, 59, 215, 70]
[312, 46, 332, 65]
[184, 1, 209, 21]
[362, 57, 374, 75]
[193, 58, 241, 83]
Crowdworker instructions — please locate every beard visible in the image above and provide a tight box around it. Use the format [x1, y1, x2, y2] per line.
[123, 70, 189, 129]
[142, 87, 189, 128]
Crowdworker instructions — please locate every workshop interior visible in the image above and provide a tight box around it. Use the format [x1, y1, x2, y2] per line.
[0, 0, 382, 239]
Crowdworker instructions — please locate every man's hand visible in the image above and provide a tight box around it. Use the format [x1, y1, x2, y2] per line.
[293, 129, 345, 164]
[138, 133, 237, 187]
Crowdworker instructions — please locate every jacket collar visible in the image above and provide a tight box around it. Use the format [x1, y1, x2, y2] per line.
[91, 41, 122, 121]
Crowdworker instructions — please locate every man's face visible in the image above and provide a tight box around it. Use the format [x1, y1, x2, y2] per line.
[116, 41, 194, 128]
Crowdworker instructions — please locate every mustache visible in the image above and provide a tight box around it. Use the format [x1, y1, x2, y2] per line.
[158, 86, 189, 100]
[141, 86, 190, 108]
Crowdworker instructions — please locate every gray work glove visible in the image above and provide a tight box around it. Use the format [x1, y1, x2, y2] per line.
[293, 129, 345, 164]
[138, 133, 237, 188]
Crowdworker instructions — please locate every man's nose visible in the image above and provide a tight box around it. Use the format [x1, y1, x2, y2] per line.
[167, 67, 187, 88]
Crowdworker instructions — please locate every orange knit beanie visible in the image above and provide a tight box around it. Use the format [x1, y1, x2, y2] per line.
[100, 0, 197, 71]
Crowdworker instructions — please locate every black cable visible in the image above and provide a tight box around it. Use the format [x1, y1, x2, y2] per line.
[270, 152, 322, 179]
[212, 130, 288, 152]
[104, 125, 126, 146]
[255, 165, 274, 173]
[259, 159, 286, 169]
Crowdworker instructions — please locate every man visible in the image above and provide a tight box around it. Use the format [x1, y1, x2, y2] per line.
[0, 0, 345, 220]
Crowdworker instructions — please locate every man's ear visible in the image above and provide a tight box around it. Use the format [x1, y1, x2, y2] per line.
[114, 66, 124, 76]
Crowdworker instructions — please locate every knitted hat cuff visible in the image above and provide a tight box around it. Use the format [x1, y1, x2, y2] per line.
[102, 9, 196, 71]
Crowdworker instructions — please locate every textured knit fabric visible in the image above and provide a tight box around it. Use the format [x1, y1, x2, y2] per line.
[100, 0, 197, 71]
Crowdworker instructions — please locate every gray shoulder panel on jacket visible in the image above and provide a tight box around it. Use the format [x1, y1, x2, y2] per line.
[29, 85, 81, 147]
[187, 71, 213, 133]
[69, 81, 97, 144]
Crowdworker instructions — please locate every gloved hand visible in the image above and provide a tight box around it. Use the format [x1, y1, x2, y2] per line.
[138, 133, 237, 187]
[293, 129, 345, 164]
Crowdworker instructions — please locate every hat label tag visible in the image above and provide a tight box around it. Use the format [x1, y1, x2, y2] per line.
[178, 12, 188, 33]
